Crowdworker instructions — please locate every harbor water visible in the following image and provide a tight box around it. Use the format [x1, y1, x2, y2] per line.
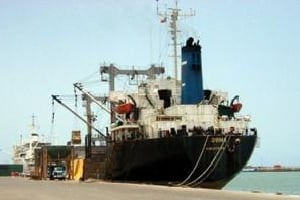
[224, 171, 300, 196]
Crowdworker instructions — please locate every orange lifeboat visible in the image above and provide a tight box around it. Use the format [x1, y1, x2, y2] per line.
[230, 95, 242, 113]
[115, 103, 134, 114]
[231, 103, 242, 112]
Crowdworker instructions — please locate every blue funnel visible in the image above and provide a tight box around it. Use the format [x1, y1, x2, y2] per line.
[181, 37, 204, 104]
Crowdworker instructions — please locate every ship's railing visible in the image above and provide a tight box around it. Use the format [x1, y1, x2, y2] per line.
[108, 123, 257, 143]
[154, 126, 257, 139]
[109, 125, 145, 143]
[187, 126, 257, 136]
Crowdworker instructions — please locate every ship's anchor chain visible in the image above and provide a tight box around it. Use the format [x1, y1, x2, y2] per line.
[177, 135, 231, 187]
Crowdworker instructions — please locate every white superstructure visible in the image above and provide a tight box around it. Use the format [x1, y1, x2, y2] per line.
[12, 116, 50, 175]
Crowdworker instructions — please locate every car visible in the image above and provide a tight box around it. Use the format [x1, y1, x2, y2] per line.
[49, 166, 66, 180]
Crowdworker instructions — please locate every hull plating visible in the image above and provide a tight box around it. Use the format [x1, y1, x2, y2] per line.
[105, 134, 256, 189]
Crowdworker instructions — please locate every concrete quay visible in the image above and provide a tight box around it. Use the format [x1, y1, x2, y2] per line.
[1, 177, 299, 200]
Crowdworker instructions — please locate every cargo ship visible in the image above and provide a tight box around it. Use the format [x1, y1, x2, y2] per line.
[52, 1, 257, 189]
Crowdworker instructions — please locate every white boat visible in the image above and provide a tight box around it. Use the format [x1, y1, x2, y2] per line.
[12, 115, 50, 176]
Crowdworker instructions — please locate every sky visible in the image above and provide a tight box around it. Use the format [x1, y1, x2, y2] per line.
[0, 0, 300, 166]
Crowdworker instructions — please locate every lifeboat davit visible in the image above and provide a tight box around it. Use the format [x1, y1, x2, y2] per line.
[115, 103, 134, 114]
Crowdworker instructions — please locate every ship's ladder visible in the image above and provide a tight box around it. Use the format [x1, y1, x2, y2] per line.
[177, 135, 230, 187]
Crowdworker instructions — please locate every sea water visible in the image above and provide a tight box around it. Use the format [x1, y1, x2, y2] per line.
[224, 171, 300, 195]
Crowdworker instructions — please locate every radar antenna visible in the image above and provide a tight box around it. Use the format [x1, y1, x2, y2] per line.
[156, 0, 195, 80]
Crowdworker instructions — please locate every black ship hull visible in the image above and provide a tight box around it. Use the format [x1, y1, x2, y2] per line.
[104, 134, 257, 189]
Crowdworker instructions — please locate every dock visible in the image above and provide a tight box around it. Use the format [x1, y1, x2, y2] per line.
[1, 177, 299, 200]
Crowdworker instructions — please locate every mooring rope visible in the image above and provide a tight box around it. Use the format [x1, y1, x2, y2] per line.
[176, 135, 210, 186]
[190, 136, 232, 187]
[185, 135, 231, 187]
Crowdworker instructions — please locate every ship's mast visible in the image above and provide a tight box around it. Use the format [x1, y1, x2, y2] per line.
[30, 114, 38, 136]
[156, 0, 195, 80]
[170, 1, 179, 80]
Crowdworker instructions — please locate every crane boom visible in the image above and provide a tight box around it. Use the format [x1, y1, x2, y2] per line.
[73, 83, 124, 122]
[51, 95, 106, 139]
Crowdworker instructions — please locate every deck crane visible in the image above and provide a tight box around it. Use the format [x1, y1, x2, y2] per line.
[73, 83, 124, 158]
[51, 95, 106, 158]
[99, 64, 165, 122]
[51, 95, 106, 139]
[100, 64, 165, 91]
